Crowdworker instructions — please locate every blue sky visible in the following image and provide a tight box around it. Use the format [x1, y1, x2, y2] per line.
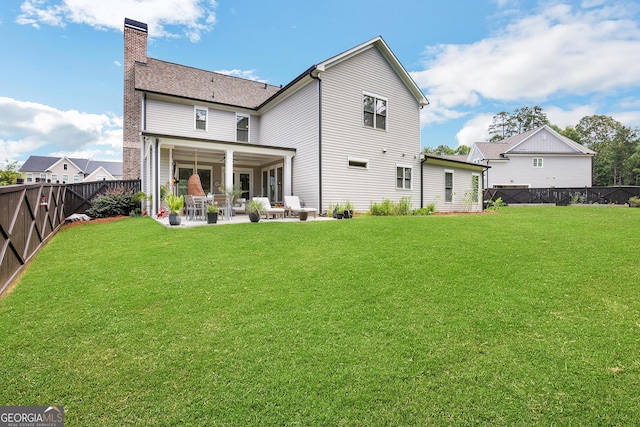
[1, 0, 640, 167]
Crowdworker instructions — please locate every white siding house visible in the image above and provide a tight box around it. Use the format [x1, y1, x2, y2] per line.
[20, 156, 123, 184]
[468, 125, 596, 188]
[123, 18, 487, 215]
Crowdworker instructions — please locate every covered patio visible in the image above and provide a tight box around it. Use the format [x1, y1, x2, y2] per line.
[141, 134, 296, 217]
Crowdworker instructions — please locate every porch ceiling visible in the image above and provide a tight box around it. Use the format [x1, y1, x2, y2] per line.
[171, 146, 279, 167]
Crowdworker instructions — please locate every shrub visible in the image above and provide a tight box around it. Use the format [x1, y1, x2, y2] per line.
[486, 197, 506, 211]
[86, 187, 136, 218]
[369, 197, 412, 216]
[413, 203, 436, 216]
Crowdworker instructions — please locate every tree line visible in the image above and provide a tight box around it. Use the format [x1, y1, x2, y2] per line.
[424, 106, 640, 186]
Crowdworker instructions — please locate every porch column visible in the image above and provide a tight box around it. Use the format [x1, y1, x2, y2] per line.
[283, 154, 292, 196]
[224, 149, 234, 193]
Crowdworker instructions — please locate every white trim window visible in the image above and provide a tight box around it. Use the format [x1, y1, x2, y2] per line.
[236, 114, 249, 142]
[396, 164, 412, 190]
[363, 93, 387, 130]
[73, 174, 81, 183]
[471, 173, 480, 203]
[195, 106, 208, 131]
[445, 170, 454, 202]
[533, 157, 543, 168]
[348, 157, 369, 169]
[26, 173, 33, 182]
[52, 174, 58, 183]
[62, 174, 69, 183]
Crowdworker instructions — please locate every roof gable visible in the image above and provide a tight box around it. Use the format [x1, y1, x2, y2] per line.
[470, 125, 595, 160]
[506, 125, 595, 155]
[316, 36, 428, 107]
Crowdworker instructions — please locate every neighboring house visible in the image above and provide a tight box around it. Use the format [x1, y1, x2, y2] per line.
[467, 125, 596, 188]
[123, 18, 487, 214]
[20, 156, 123, 183]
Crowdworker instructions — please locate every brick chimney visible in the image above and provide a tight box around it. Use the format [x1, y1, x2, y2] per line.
[123, 18, 148, 180]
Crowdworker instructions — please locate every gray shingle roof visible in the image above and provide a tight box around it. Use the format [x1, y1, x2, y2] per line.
[135, 58, 282, 109]
[20, 156, 122, 176]
[20, 155, 58, 172]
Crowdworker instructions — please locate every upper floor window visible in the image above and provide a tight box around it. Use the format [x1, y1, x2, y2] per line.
[533, 157, 543, 168]
[195, 107, 207, 131]
[26, 173, 33, 182]
[236, 114, 249, 142]
[396, 165, 412, 190]
[73, 174, 81, 183]
[445, 171, 454, 202]
[363, 94, 387, 130]
[63, 163, 68, 170]
[52, 174, 58, 182]
[62, 174, 69, 183]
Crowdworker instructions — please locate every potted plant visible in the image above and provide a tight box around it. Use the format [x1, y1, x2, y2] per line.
[332, 203, 343, 219]
[165, 193, 184, 226]
[206, 203, 219, 224]
[343, 200, 354, 218]
[629, 196, 640, 207]
[247, 199, 265, 223]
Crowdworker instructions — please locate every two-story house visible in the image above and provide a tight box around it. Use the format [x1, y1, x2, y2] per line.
[123, 18, 486, 214]
[20, 156, 123, 184]
[468, 125, 596, 189]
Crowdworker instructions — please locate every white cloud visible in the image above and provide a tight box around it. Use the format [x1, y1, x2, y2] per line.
[455, 114, 495, 146]
[0, 97, 122, 162]
[545, 104, 598, 127]
[413, 2, 640, 124]
[16, 0, 217, 41]
[215, 69, 266, 83]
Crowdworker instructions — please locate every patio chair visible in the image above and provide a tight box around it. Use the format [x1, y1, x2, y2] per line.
[253, 197, 285, 219]
[184, 195, 205, 220]
[284, 196, 317, 218]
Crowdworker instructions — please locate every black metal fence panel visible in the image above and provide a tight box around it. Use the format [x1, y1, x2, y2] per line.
[484, 186, 640, 206]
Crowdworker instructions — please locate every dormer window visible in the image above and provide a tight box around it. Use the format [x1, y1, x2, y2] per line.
[195, 107, 207, 130]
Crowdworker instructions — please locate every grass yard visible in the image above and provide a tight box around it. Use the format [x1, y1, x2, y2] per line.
[1, 206, 639, 425]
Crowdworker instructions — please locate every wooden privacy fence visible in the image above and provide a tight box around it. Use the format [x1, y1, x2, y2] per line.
[0, 183, 66, 296]
[0, 180, 141, 297]
[65, 179, 141, 214]
[484, 186, 640, 206]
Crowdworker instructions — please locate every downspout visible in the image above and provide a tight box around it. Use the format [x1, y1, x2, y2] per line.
[420, 154, 425, 208]
[154, 137, 160, 213]
[309, 67, 322, 212]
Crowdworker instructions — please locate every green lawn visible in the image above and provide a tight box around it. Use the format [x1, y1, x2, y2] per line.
[1, 206, 639, 425]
